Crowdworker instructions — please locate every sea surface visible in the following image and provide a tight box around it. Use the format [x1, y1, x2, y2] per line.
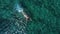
[0, 0, 60, 34]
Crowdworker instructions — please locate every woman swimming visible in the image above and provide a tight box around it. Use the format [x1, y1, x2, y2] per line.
[15, 4, 32, 22]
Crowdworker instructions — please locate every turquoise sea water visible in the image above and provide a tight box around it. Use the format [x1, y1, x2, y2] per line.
[0, 0, 60, 34]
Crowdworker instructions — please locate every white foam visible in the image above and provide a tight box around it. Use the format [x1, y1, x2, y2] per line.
[16, 4, 23, 13]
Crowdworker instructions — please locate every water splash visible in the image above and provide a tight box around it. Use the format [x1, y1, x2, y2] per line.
[14, 3, 23, 13]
